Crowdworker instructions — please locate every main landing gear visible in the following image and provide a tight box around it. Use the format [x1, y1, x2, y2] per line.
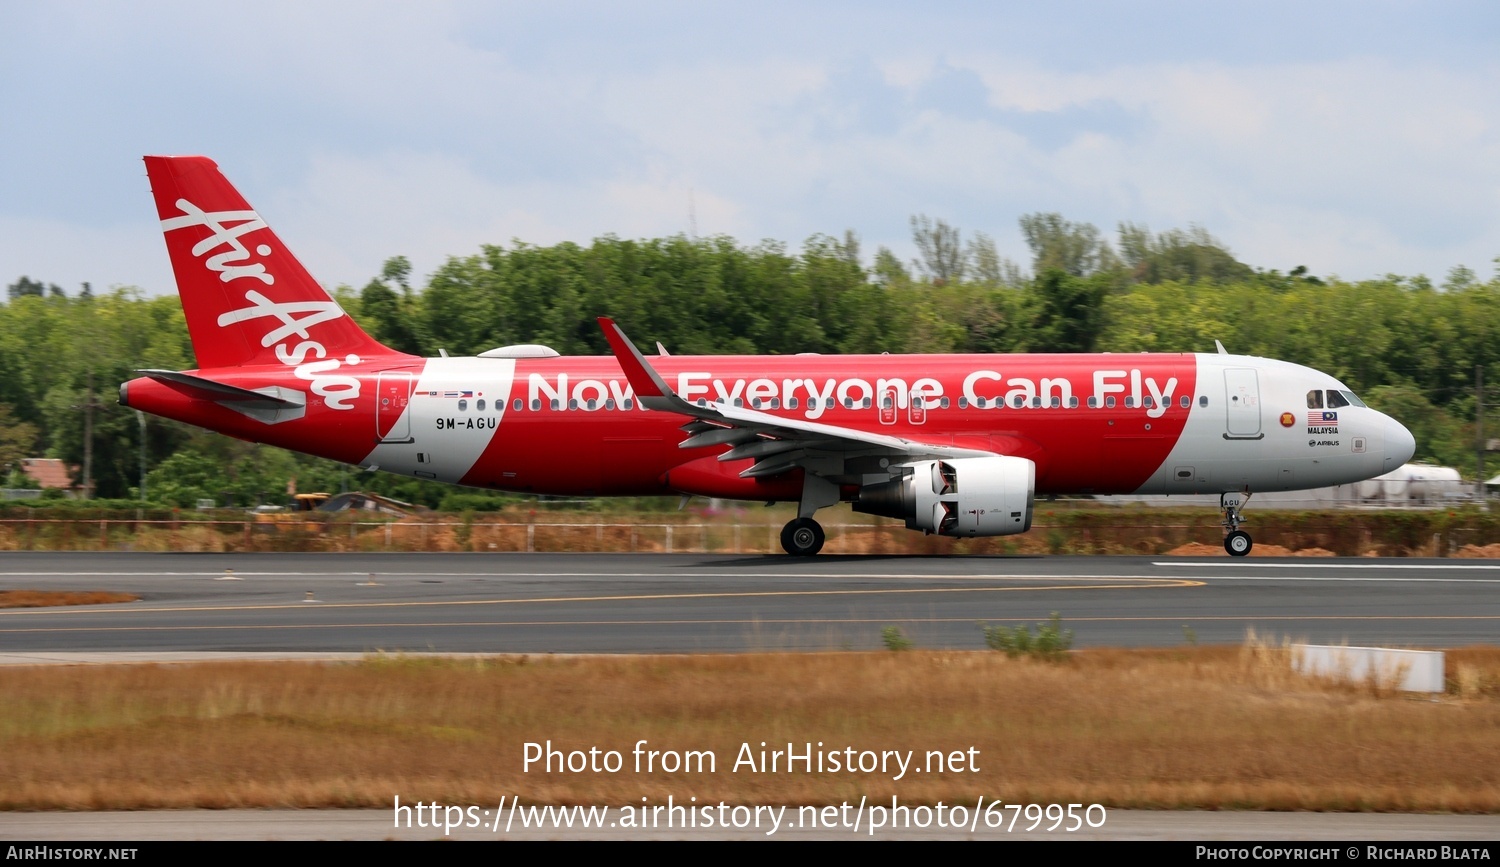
[780, 517, 825, 556]
[1221, 491, 1252, 557]
[781, 473, 838, 556]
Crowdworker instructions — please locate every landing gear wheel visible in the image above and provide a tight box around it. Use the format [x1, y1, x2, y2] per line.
[780, 518, 825, 556]
[1220, 491, 1252, 557]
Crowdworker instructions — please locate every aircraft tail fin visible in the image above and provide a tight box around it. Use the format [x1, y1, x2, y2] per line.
[143, 156, 395, 370]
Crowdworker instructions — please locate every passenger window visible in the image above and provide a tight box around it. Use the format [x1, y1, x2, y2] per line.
[862, 397, 871, 409]
[623, 399, 634, 410]
[530, 399, 540, 411]
[1032, 396, 1043, 408]
[1068, 397, 1078, 408]
[605, 399, 615, 410]
[1180, 395, 1190, 408]
[976, 396, 987, 408]
[1198, 395, 1208, 407]
[568, 399, 578, 410]
[1088, 396, 1099, 408]
[1307, 390, 1324, 409]
[1125, 397, 1135, 408]
[458, 399, 468, 411]
[1106, 396, 1116, 408]
[787, 398, 798, 410]
[958, 398, 968, 409]
[477, 399, 486, 411]
[549, 399, 559, 410]
[940, 397, 950, 409]
[1013, 395, 1025, 408]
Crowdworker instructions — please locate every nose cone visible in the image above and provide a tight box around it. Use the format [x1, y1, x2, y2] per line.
[1384, 415, 1416, 470]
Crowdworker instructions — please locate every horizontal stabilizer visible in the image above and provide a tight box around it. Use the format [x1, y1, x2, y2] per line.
[138, 369, 301, 405]
[136, 369, 306, 424]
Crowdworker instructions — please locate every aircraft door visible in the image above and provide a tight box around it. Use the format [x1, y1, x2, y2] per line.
[1224, 369, 1262, 439]
[377, 371, 415, 443]
[909, 392, 927, 425]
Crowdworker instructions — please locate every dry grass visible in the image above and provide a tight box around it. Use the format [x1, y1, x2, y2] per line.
[2, 647, 1499, 812]
[0, 590, 139, 608]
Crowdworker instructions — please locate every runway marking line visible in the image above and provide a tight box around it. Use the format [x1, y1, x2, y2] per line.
[0, 576, 1203, 617]
[0, 571, 1205, 578]
[1154, 562, 1500, 572]
[5, 613, 1499, 636]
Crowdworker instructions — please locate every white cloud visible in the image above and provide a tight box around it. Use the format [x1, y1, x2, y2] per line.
[4, 3, 1500, 297]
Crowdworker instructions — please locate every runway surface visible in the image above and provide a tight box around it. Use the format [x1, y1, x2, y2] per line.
[2, 552, 1497, 654]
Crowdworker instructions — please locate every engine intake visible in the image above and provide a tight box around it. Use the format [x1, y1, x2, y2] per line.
[853, 456, 1035, 536]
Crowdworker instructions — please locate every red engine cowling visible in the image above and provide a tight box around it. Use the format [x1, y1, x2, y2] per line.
[853, 456, 1035, 536]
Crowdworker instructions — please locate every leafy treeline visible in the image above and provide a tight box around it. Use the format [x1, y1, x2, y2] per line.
[3, 212, 1497, 507]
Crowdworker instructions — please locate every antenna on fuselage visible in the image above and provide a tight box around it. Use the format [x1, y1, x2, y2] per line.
[1214, 340, 1228, 355]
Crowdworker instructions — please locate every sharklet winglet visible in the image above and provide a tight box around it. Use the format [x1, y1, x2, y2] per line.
[598, 317, 678, 408]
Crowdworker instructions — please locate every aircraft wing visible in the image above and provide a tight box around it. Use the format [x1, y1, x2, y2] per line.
[598, 318, 994, 478]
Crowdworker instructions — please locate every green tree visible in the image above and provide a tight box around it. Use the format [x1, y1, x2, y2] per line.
[910, 215, 966, 285]
[1019, 213, 1118, 277]
[1026, 269, 1110, 352]
[1117, 223, 1254, 285]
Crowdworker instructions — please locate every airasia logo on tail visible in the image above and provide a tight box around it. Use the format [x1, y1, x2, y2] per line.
[160, 199, 274, 285]
[164, 198, 362, 411]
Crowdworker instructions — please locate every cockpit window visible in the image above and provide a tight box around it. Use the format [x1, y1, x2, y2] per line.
[1322, 390, 1367, 408]
[1306, 390, 1323, 409]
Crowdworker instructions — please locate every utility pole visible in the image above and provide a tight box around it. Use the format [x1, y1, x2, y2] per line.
[72, 371, 105, 500]
[1479, 365, 1486, 502]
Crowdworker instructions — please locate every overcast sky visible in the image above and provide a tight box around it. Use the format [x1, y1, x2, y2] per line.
[2, 1, 1497, 298]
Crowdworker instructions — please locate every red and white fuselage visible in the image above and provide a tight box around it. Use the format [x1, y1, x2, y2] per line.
[120, 156, 1415, 555]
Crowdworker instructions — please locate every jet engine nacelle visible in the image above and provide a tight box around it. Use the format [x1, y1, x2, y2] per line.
[853, 456, 1036, 537]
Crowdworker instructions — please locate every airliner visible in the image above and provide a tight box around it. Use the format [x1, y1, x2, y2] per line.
[119, 156, 1416, 556]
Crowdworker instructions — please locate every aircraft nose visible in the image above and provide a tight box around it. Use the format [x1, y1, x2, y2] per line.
[1384, 415, 1416, 470]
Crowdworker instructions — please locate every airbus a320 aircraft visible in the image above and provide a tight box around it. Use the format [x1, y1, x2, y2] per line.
[120, 156, 1416, 556]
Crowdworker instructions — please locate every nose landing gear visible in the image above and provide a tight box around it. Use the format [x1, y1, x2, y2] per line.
[1221, 492, 1252, 557]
